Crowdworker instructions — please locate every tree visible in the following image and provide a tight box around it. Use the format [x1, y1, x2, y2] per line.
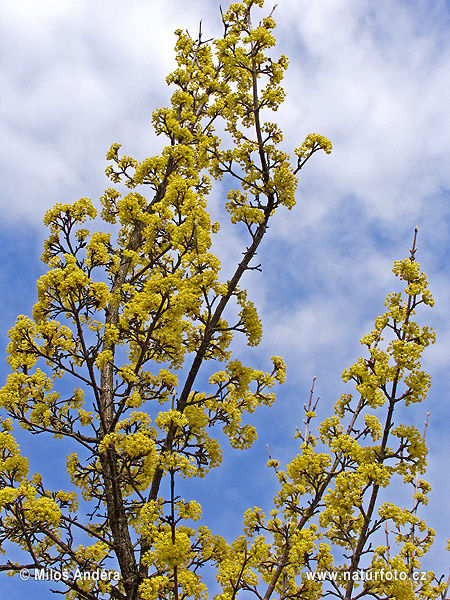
[0, 1, 446, 599]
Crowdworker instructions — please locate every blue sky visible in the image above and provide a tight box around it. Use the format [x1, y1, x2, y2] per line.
[1, 0, 450, 596]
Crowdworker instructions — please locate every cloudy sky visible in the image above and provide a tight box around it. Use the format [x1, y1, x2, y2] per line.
[2, 0, 450, 596]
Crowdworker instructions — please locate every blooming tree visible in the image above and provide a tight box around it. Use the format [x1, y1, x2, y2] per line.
[0, 1, 446, 599]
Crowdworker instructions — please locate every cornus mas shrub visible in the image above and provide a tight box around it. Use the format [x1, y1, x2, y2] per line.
[0, 1, 447, 599]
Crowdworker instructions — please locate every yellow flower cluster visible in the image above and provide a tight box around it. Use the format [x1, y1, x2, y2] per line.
[295, 133, 333, 159]
[208, 357, 285, 449]
[0, 1, 337, 597]
[219, 252, 439, 598]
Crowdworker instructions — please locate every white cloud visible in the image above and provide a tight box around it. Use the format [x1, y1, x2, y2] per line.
[0, 0, 221, 220]
[271, 0, 450, 221]
[2, 0, 450, 225]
